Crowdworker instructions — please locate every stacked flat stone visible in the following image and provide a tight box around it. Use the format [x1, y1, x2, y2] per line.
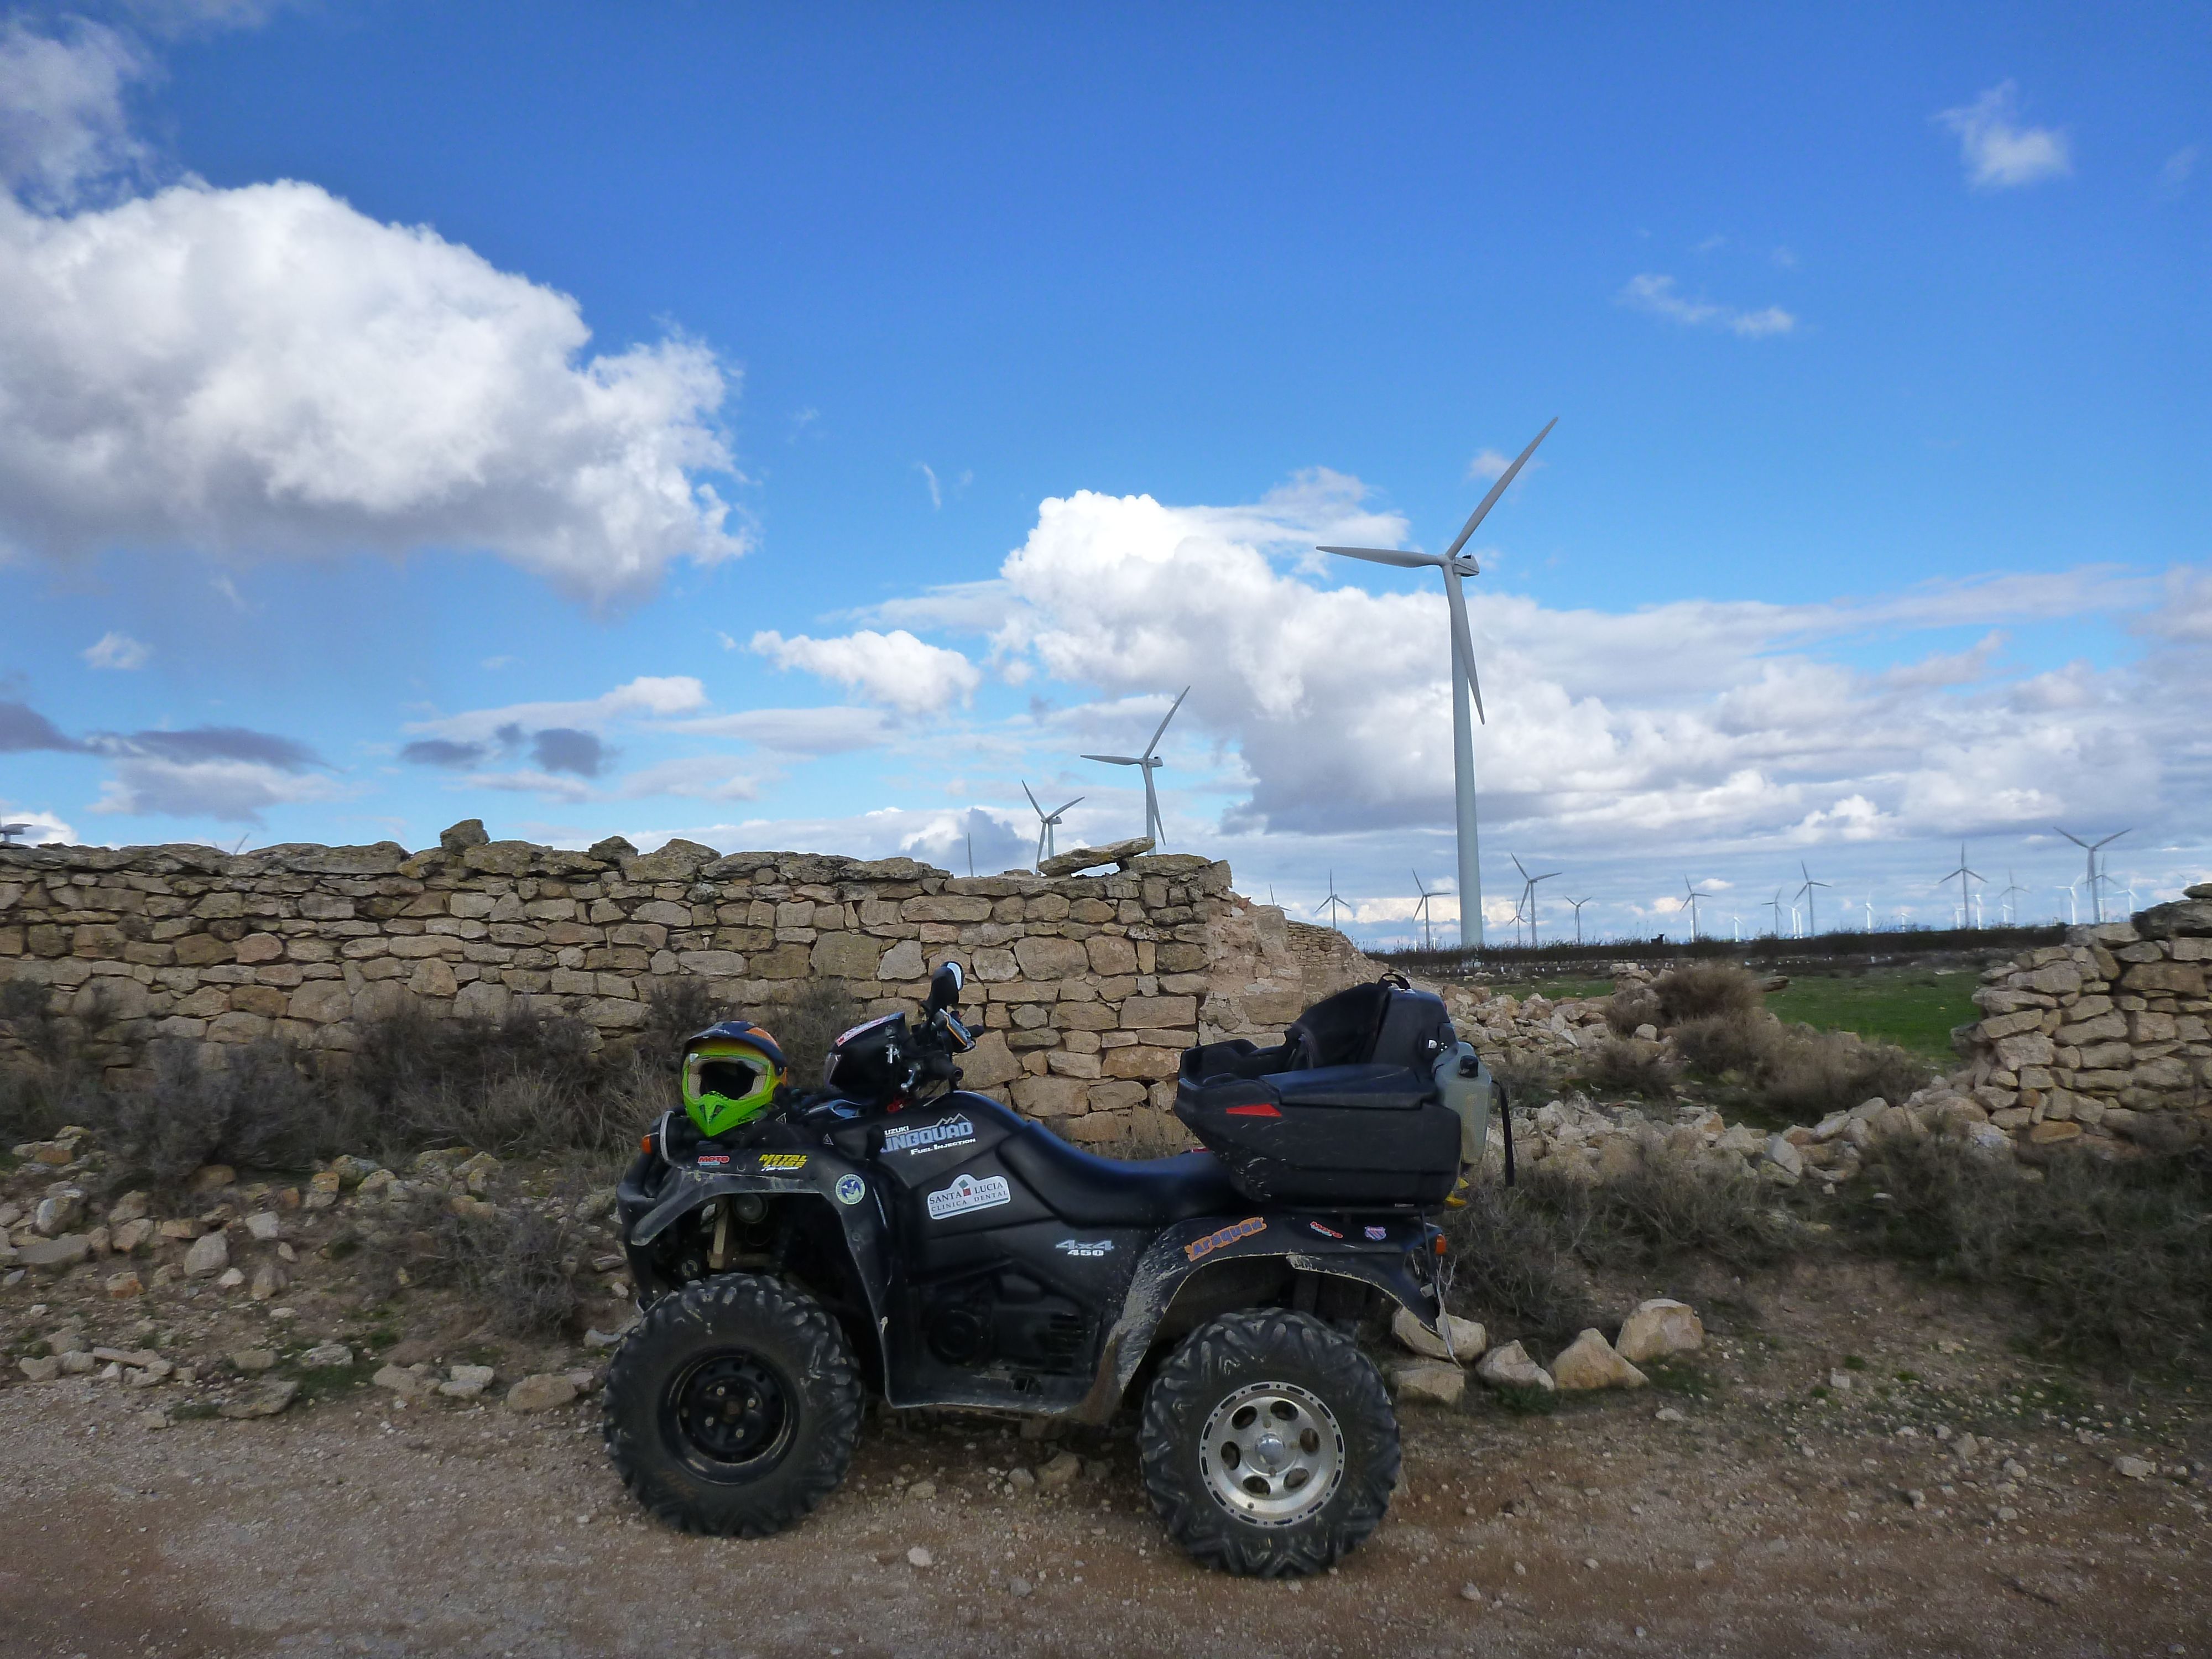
[1949, 882, 2212, 1148]
[0, 827, 1380, 1152]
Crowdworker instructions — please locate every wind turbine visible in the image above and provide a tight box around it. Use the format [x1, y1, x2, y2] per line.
[1510, 854, 1560, 948]
[2059, 883, 2078, 926]
[1410, 870, 1437, 952]
[1940, 843, 1986, 930]
[1566, 896, 1592, 946]
[1681, 877, 1713, 942]
[0, 822, 32, 846]
[1764, 888, 1786, 938]
[2054, 827, 2129, 925]
[1083, 686, 1188, 848]
[1020, 782, 1083, 870]
[1997, 869, 2028, 927]
[1316, 871, 1352, 934]
[1794, 862, 1832, 937]
[1317, 419, 1557, 948]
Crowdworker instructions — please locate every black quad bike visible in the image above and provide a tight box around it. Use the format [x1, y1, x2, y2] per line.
[603, 961, 1500, 1576]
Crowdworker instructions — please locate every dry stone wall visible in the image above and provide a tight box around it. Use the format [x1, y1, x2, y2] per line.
[1947, 881, 2212, 1149]
[0, 823, 1378, 1151]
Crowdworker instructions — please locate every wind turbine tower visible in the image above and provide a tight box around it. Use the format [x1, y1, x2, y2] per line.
[1997, 869, 2028, 927]
[1795, 862, 1832, 937]
[1020, 782, 1083, 871]
[1681, 877, 1713, 942]
[1940, 843, 1986, 930]
[1316, 872, 1352, 935]
[2054, 827, 2130, 925]
[1764, 888, 1785, 938]
[1566, 896, 1592, 946]
[1083, 687, 1188, 848]
[1510, 854, 1561, 948]
[1410, 870, 1437, 952]
[1317, 419, 1557, 948]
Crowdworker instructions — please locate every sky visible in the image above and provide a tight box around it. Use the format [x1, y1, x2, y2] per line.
[0, 1, 2206, 948]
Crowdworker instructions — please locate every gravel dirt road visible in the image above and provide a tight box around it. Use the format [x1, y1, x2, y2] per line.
[7, 1260, 2206, 1659]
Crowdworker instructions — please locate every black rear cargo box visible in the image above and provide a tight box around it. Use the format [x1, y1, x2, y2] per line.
[1173, 981, 1463, 1206]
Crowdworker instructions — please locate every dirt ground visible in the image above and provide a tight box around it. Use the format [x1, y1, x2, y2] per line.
[6, 1256, 2208, 1659]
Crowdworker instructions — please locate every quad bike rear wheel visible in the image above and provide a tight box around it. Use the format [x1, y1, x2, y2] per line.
[603, 1274, 863, 1537]
[1139, 1308, 1400, 1576]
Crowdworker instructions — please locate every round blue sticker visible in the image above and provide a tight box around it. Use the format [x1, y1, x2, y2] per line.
[834, 1173, 866, 1206]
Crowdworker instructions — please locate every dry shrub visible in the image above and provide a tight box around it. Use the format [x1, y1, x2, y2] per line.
[1756, 1027, 1930, 1120]
[638, 977, 723, 1070]
[1441, 1175, 1597, 1340]
[97, 1040, 338, 1191]
[1652, 961, 1763, 1025]
[1573, 1158, 1794, 1271]
[1671, 1009, 1770, 1077]
[766, 977, 865, 1088]
[362, 1181, 586, 1338]
[1485, 1047, 1565, 1108]
[1602, 982, 1662, 1037]
[348, 1006, 643, 1161]
[1580, 1035, 1681, 1098]
[1443, 1156, 1794, 1340]
[1863, 1134, 2212, 1370]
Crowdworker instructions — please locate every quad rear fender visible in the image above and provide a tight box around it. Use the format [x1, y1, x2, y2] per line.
[1066, 1210, 1445, 1424]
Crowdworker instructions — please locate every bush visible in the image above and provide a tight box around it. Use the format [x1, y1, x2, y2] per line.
[1572, 1159, 1794, 1272]
[1671, 1010, 1769, 1077]
[1580, 1035, 1681, 1098]
[1486, 1047, 1565, 1108]
[1441, 1175, 1597, 1340]
[1602, 983, 1661, 1037]
[1652, 961, 1764, 1026]
[1863, 1134, 2212, 1370]
[638, 977, 723, 1071]
[362, 1182, 586, 1338]
[1756, 1027, 1929, 1120]
[96, 1040, 337, 1191]
[766, 977, 864, 1088]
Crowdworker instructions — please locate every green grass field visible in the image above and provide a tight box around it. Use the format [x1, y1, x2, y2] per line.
[1762, 967, 1980, 1061]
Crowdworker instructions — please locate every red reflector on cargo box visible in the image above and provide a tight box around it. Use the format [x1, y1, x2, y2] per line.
[1224, 1102, 1281, 1118]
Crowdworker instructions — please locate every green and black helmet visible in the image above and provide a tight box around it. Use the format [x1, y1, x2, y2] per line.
[679, 1020, 789, 1138]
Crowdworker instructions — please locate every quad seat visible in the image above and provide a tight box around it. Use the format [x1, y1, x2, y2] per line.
[998, 1126, 1240, 1229]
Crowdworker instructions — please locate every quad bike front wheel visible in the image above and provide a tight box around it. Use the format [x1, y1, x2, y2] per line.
[1139, 1308, 1400, 1576]
[603, 1274, 863, 1537]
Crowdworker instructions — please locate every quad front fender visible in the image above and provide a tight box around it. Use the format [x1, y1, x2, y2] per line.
[618, 1152, 895, 1386]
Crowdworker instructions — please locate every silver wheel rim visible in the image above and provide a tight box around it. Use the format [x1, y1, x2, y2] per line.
[1198, 1380, 1344, 1526]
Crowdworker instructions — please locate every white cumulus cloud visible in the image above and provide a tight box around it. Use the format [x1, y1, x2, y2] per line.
[1938, 82, 2073, 189]
[1619, 274, 1796, 338]
[0, 25, 745, 605]
[82, 630, 149, 669]
[752, 628, 982, 716]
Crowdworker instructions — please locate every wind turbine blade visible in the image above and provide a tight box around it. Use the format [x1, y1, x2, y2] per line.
[1082, 754, 1144, 765]
[1511, 854, 1530, 880]
[1144, 686, 1190, 759]
[1316, 545, 1444, 571]
[1050, 796, 1083, 817]
[1022, 781, 1043, 816]
[1442, 418, 1557, 563]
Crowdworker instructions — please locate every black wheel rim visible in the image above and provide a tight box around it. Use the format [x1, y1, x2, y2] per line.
[660, 1350, 797, 1484]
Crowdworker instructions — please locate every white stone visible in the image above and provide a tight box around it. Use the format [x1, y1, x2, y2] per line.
[907, 1546, 934, 1568]
[1550, 1329, 1648, 1391]
[1762, 1135, 1803, 1178]
[1036, 1450, 1082, 1491]
[1391, 1306, 1487, 1364]
[440, 1364, 495, 1399]
[1474, 1341, 1555, 1394]
[1615, 1299, 1704, 1364]
[1391, 1360, 1467, 1406]
[182, 1232, 229, 1277]
[301, 1343, 353, 1369]
[244, 1212, 281, 1241]
[505, 1373, 578, 1412]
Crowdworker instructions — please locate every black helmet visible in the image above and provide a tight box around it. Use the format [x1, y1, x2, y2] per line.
[822, 1012, 914, 1109]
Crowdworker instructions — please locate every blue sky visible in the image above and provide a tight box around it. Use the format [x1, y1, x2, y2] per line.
[0, 1, 2205, 945]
